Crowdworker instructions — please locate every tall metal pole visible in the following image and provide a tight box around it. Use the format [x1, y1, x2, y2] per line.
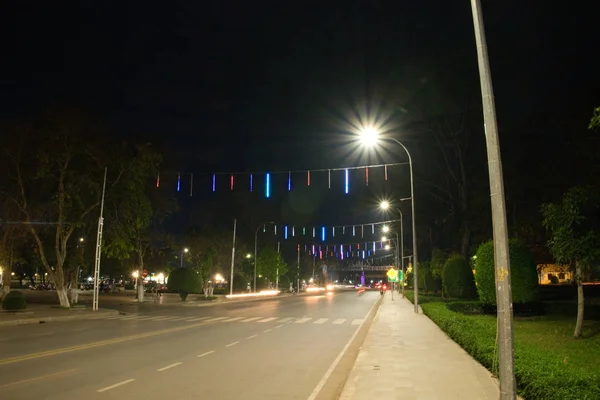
[276, 241, 280, 290]
[390, 139, 419, 313]
[470, 1, 515, 398]
[400, 211, 405, 298]
[297, 244, 300, 293]
[229, 219, 237, 296]
[253, 228, 258, 293]
[92, 167, 107, 311]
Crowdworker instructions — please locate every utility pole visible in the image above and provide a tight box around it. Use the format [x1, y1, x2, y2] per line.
[229, 219, 237, 296]
[297, 244, 300, 293]
[92, 168, 107, 311]
[470, 1, 516, 398]
[276, 241, 280, 290]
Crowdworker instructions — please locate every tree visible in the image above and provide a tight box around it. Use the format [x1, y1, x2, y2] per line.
[257, 246, 288, 288]
[167, 267, 200, 301]
[589, 106, 600, 130]
[103, 143, 163, 302]
[541, 185, 600, 338]
[442, 254, 477, 298]
[2, 109, 113, 307]
[430, 248, 447, 295]
[474, 239, 539, 306]
[0, 199, 28, 297]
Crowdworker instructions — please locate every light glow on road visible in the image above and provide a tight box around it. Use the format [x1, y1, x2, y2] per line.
[306, 287, 326, 293]
[225, 290, 280, 299]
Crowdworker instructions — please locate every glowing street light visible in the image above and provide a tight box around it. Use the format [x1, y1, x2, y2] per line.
[384, 244, 391, 250]
[246, 253, 252, 259]
[360, 127, 419, 313]
[382, 224, 390, 233]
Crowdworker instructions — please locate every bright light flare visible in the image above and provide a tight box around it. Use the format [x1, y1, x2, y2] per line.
[385, 244, 391, 250]
[306, 287, 326, 293]
[359, 126, 380, 147]
[326, 284, 334, 291]
[380, 201, 390, 211]
[225, 290, 280, 299]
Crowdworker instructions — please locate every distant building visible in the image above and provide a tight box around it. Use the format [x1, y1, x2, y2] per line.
[528, 245, 572, 285]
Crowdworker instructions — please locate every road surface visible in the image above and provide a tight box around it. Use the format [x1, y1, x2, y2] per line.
[0, 290, 380, 400]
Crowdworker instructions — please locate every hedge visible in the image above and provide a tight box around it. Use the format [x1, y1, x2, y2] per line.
[420, 302, 600, 400]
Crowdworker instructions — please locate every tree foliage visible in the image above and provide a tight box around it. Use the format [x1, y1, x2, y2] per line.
[1, 108, 112, 307]
[474, 239, 539, 305]
[541, 185, 600, 338]
[258, 245, 288, 285]
[167, 267, 200, 300]
[102, 143, 166, 285]
[541, 186, 600, 267]
[442, 254, 477, 298]
[589, 106, 600, 130]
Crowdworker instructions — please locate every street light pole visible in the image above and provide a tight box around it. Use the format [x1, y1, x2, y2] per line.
[254, 222, 274, 293]
[470, 1, 515, 398]
[229, 219, 237, 296]
[399, 210, 405, 298]
[380, 138, 419, 312]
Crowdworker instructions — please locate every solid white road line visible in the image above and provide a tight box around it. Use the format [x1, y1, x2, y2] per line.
[97, 379, 135, 392]
[197, 351, 215, 358]
[157, 362, 182, 372]
[241, 317, 261, 322]
[333, 319, 346, 324]
[314, 318, 328, 324]
[306, 298, 380, 400]
[225, 341, 240, 347]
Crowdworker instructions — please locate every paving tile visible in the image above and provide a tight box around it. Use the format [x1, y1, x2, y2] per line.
[339, 293, 500, 400]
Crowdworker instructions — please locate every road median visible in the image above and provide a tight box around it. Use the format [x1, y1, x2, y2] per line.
[0, 307, 119, 327]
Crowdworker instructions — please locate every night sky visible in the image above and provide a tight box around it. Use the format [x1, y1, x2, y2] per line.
[2, 1, 599, 245]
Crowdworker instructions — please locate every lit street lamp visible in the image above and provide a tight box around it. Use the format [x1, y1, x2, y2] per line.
[180, 247, 189, 268]
[360, 130, 419, 313]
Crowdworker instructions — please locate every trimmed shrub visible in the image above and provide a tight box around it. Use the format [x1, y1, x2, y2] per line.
[442, 255, 477, 298]
[474, 239, 539, 305]
[167, 268, 201, 301]
[2, 290, 27, 311]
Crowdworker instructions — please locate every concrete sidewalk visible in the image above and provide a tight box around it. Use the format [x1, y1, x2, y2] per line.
[0, 305, 118, 327]
[339, 292, 499, 400]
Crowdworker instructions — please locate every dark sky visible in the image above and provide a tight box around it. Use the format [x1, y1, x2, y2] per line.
[1, 1, 599, 240]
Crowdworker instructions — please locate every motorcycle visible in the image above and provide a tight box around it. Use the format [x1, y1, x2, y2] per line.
[380, 284, 387, 295]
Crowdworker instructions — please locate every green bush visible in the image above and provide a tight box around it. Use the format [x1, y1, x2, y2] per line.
[167, 268, 201, 301]
[2, 290, 27, 311]
[442, 254, 477, 298]
[474, 239, 539, 305]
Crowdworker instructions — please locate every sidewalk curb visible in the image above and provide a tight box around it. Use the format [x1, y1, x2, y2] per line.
[0, 309, 119, 327]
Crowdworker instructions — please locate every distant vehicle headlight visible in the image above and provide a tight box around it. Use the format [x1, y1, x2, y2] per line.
[326, 284, 334, 291]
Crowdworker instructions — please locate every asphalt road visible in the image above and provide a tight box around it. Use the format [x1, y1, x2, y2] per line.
[0, 290, 380, 400]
